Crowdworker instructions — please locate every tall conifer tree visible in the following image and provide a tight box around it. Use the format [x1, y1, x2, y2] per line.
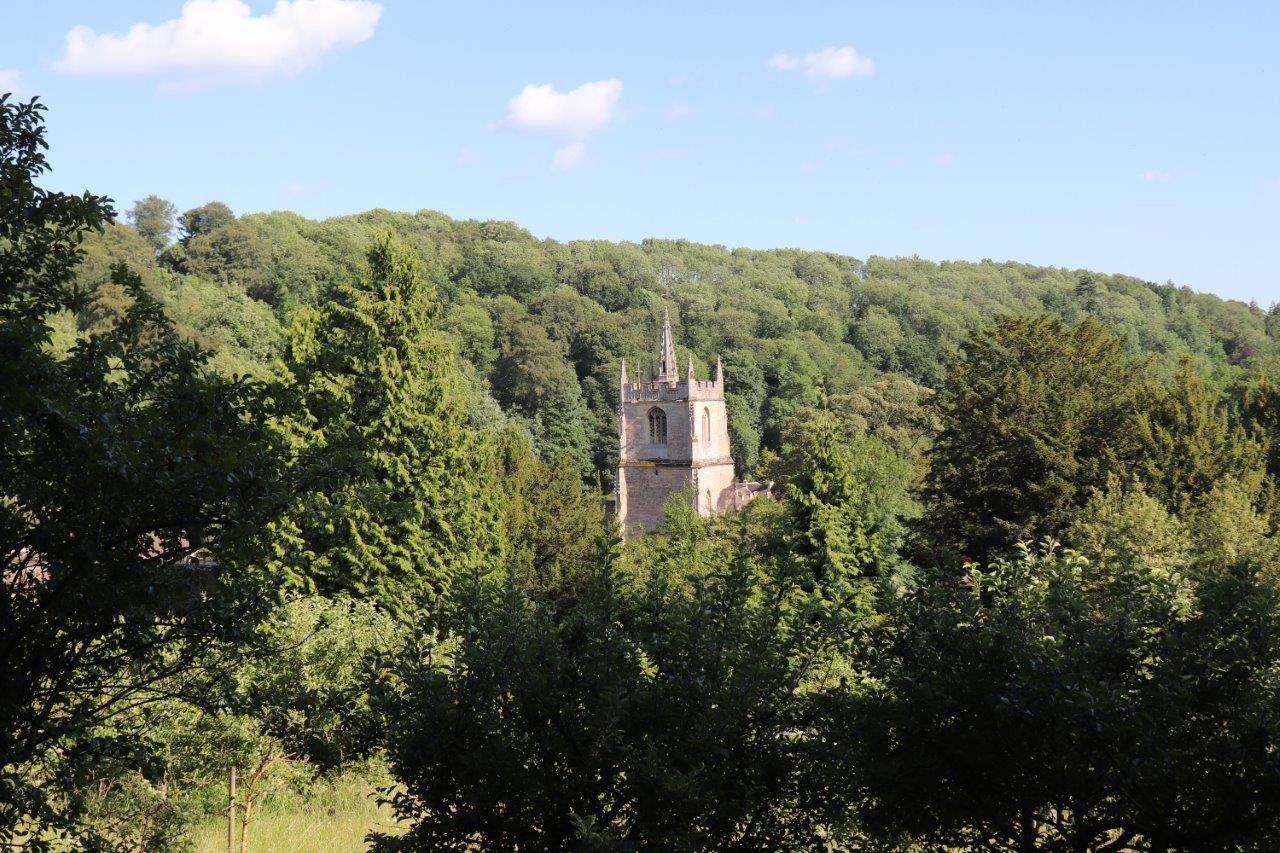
[1132, 359, 1265, 514]
[780, 409, 887, 624]
[924, 316, 1143, 558]
[270, 233, 500, 614]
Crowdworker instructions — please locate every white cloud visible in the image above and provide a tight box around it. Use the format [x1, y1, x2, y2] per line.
[502, 79, 620, 168]
[767, 53, 800, 71]
[284, 179, 326, 195]
[806, 46, 875, 79]
[503, 79, 622, 135]
[1141, 170, 1171, 183]
[0, 69, 21, 95]
[54, 0, 381, 89]
[553, 142, 585, 170]
[769, 46, 875, 80]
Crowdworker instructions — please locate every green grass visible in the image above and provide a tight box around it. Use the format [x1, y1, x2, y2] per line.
[190, 782, 402, 852]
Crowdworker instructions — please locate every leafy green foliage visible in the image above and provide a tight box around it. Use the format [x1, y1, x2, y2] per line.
[1240, 373, 1280, 482]
[924, 316, 1145, 557]
[178, 201, 235, 245]
[1066, 477, 1193, 584]
[13, 95, 1280, 851]
[60, 195, 1280, 484]
[377, 498, 860, 851]
[125, 195, 176, 254]
[828, 543, 1280, 851]
[925, 317, 1275, 563]
[159, 274, 283, 378]
[66, 597, 399, 851]
[1132, 359, 1266, 514]
[493, 425, 607, 597]
[182, 219, 273, 302]
[774, 409, 895, 622]
[267, 233, 501, 615]
[490, 308, 595, 477]
[0, 97, 281, 843]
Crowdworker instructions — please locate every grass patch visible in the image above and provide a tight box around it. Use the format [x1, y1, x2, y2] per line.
[189, 774, 402, 852]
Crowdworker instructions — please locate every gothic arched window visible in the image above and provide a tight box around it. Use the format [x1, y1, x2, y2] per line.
[705, 489, 714, 513]
[648, 407, 668, 443]
[702, 407, 711, 443]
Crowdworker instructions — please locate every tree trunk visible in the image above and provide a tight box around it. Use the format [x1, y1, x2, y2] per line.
[239, 795, 254, 853]
[237, 751, 280, 853]
[227, 765, 237, 853]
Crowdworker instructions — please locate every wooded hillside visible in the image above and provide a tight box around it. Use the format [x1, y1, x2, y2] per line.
[76, 203, 1280, 483]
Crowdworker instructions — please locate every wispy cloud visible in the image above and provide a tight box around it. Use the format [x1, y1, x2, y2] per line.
[0, 69, 21, 95]
[503, 79, 622, 135]
[767, 53, 801, 72]
[553, 142, 586, 170]
[54, 0, 381, 91]
[284, 180, 326, 196]
[769, 46, 874, 80]
[1141, 170, 1171, 183]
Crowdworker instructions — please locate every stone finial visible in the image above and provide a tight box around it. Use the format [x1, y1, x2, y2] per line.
[620, 358, 628, 389]
[714, 355, 724, 386]
[658, 309, 678, 382]
[687, 354, 695, 382]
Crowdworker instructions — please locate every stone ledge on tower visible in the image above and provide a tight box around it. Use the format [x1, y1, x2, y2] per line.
[621, 377, 723, 403]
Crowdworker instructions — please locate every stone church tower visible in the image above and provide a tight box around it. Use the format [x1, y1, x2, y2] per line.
[616, 311, 739, 534]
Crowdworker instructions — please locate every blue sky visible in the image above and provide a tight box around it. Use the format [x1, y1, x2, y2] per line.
[3, 1, 1277, 304]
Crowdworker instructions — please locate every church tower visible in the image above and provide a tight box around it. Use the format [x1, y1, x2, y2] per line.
[617, 311, 737, 535]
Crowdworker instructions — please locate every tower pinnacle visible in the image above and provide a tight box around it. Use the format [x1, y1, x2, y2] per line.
[658, 309, 678, 382]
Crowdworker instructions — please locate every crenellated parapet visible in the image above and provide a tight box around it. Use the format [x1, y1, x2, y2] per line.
[621, 376, 723, 403]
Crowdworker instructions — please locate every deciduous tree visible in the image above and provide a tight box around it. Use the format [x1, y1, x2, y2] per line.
[177, 200, 235, 244]
[0, 97, 280, 841]
[125, 194, 176, 253]
[827, 544, 1280, 851]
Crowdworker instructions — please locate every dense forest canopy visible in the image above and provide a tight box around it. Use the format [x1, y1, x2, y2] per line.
[8, 98, 1280, 851]
[71, 201, 1280, 483]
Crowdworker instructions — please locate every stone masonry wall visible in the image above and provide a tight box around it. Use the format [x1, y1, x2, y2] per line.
[619, 464, 694, 534]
